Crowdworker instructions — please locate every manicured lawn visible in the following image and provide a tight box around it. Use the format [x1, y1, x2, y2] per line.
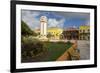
[43, 42, 72, 61]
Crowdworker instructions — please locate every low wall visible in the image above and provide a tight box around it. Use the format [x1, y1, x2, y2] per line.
[57, 42, 80, 61]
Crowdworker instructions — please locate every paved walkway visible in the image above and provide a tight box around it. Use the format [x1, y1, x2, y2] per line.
[77, 40, 90, 60]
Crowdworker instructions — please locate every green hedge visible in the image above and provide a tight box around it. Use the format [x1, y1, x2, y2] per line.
[21, 37, 47, 60]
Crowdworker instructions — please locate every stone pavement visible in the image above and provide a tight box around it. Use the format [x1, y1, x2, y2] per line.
[77, 40, 90, 60]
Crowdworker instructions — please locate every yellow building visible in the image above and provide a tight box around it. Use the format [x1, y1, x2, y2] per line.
[79, 25, 90, 40]
[34, 27, 63, 40]
[47, 27, 63, 39]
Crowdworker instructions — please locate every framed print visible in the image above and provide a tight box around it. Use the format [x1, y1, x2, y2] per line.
[10, 0, 97, 72]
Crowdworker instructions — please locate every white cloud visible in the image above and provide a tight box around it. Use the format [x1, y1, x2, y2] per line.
[86, 21, 90, 26]
[21, 10, 40, 30]
[48, 18, 65, 28]
[21, 10, 65, 30]
[48, 18, 58, 27]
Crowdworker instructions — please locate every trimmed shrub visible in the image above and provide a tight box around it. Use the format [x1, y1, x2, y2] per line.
[66, 41, 72, 45]
[21, 37, 47, 59]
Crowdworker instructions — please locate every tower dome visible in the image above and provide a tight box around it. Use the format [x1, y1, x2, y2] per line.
[40, 16, 47, 22]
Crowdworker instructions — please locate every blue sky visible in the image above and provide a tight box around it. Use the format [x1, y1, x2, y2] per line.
[21, 10, 90, 30]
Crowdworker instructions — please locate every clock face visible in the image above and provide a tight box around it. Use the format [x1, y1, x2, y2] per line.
[40, 16, 47, 22]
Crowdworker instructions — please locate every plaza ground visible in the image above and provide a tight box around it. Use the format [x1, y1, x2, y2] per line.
[77, 40, 90, 60]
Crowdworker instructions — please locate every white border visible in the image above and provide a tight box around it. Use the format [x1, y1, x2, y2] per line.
[16, 4, 94, 69]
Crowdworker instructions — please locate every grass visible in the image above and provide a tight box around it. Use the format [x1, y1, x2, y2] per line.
[43, 42, 72, 61]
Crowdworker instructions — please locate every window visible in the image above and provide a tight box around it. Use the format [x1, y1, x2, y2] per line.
[83, 30, 85, 33]
[88, 29, 90, 32]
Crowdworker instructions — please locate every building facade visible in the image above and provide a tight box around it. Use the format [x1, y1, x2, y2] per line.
[63, 28, 79, 40]
[34, 27, 63, 40]
[79, 25, 90, 40]
[47, 27, 63, 39]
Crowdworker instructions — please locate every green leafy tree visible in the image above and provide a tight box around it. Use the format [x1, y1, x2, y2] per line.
[47, 33, 52, 38]
[21, 21, 37, 36]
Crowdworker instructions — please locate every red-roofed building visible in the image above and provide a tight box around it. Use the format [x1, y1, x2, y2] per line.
[62, 27, 79, 40]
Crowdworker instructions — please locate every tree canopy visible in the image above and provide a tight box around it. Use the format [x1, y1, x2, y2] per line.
[21, 21, 37, 36]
